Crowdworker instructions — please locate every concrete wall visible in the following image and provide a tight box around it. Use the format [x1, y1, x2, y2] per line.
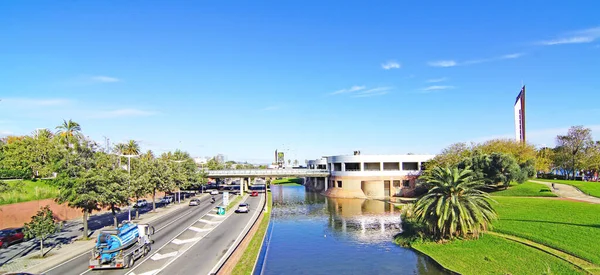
[361, 180, 384, 198]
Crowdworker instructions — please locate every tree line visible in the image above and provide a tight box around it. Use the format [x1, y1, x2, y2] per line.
[0, 119, 206, 238]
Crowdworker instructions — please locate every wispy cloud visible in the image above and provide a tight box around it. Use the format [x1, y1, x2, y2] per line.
[329, 85, 366, 95]
[421, 85, 455, 93]
[91, 76, 121, 83]
[1, 98, 71, 107]
[429, 53, 524, 67]
[88, 108, 156, 119]
[381, 61, 401, 70]
[538, 27, 600, 46]
[426, 77, 449, 83]
[351, 87, 392, 98]
[261, 105, 281, 111]
[428, 60, 457, 67]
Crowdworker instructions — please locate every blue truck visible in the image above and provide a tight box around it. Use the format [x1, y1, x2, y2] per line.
[89, 221, 155, 269]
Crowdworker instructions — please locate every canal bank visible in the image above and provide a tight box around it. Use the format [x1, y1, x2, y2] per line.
[259, 185, 448, 274]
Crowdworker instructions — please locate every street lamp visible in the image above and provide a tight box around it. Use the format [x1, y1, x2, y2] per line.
[170, 160, 186, 204]
[117, 154, 139, 221]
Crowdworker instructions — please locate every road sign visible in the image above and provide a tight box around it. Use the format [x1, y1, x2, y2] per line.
[222, 191, 229, 206]
[217, 206, 225, 215]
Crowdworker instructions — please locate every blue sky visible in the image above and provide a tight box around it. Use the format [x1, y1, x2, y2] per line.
[1, 1, 599, 164]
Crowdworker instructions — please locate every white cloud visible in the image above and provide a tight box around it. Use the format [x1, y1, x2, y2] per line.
[1, 98, 70, 107]
[330, 85, 366, 95]
[421, 85, 454, 92]
[501, 53, 524, 59]
[381, 61, 401, 70]
[261, 106, 281, 111]
[0, 130, 13, 136]
[538, 27, 600, 46]
[427, 60, 457, 67]
[351, 87, 392, 98]
[91, 76, 121, 83]
[89, 108, 156, 119]
[426, 77, 449, 83]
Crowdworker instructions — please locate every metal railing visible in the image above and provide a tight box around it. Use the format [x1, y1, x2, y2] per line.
[206, 169, 330, 177]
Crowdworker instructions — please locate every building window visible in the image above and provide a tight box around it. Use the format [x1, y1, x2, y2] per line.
[393, 180, 401, 187]
[402, 180, 410, 187]
[402, 162, 418, 171]
[383, 162, 400, 171]
[364, 162, 381, 171]
[345, 162, 360, 171]
[337, 181, 342, 188]
[334, 163, 342, 171]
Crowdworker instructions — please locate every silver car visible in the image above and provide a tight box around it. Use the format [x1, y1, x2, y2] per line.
[189, 198, 200, 206]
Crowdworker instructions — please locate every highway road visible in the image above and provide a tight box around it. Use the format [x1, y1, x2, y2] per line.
[43, 194, 226, 275]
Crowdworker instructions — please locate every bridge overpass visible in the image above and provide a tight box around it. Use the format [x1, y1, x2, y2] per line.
[206, 169, 330, 178]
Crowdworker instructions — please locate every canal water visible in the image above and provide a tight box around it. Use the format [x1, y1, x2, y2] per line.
[261, 185, 447, 275]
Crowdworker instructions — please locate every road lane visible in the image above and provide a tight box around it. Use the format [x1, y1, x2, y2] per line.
[44, 195, 222, 275]
[157, 195, 263, 275]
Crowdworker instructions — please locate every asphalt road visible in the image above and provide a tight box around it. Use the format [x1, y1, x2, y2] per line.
[157, 194, 264, 275]
[43, 194, 224, 275]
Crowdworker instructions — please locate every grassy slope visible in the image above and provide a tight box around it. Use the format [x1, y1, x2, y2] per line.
[535, 179, 600, 198]
[493, 196, 600, 265]
[413, 234, 582, 275]
[492, 181, 557, 197]
[232, 192, 272, 275]
[271, 178, 302, 185]
[0, 180, 59, 205]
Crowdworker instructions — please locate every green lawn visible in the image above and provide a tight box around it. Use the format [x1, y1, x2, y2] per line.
[535, 179, 600, 198]
[413, 234, 583, 275]
[492, 196, 600, 266]
[492, 181, 557, 197]
[226, 195, 243, 211]
[232, 192, 272, 275]
[271, 177, 302, 185]
[0, 179, 59, 205]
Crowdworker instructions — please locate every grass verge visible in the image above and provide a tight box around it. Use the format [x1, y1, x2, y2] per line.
[412, 234, 584, 275]
[535, 178, 600, 198]
[491, 181, 557, 197]
[0, 179, 59, 205]
[231, 191, 272, 275]
[271, 178, 302, 185]
[226, 195, 243, 211]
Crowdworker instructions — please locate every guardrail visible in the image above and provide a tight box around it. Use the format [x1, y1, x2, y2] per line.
[206, 169, 330, 177]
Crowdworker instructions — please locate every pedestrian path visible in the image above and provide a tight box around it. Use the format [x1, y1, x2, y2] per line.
[530, 180, 600, 204]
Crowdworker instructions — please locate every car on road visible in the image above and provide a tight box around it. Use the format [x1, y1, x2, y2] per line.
[210, 190, 219, 195]
[250, 191, 259, 197]
[0, 228, 26, 248]
[160, 196, 174, 204]
[134, 199, 148, 208]
[235, 203, 250, 213]
[189, 198, 200, 206]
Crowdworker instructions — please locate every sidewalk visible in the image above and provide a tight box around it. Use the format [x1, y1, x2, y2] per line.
[0, 194, 205, 274]
[530, 180, 600, 204]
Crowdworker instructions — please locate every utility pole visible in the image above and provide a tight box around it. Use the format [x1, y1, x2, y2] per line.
[117, 154, 139, 221]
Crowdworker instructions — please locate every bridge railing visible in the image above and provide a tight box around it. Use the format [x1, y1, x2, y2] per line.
[206, 169, 330, 176]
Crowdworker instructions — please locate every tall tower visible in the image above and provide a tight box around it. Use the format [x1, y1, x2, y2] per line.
[514, 85, 526, 143]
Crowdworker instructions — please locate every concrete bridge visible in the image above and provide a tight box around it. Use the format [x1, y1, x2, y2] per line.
[206, 169, 329, 178]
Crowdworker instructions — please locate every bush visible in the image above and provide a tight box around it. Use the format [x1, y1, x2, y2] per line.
[0, 168, 32, 179]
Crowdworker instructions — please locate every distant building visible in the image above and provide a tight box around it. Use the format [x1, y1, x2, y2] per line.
[215, 154, 225, 163]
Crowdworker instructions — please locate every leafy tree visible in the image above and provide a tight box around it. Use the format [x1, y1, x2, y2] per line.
[23, 205, 61, 257]
[55, 119, 82, 173]
[413, 166, 497, 240]
[123, 140, 140, 155]
[535, 147, 555, 173]
[582, 141, 600, 177]
[145, 159, 175, 212]
[425, 142, 474, 175]
[555, 126, 593, 179]
[206, 158, 223, 170]
[94, 153, 129, 226]
[131, 158, 153, 219]
[474, 139, 537, 165]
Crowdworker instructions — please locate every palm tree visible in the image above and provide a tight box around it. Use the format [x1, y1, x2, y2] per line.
[142, 150, 155, 161]
[113, 143, 127, 167]
[123, 140, 140, 155]
[55, 119, 82, 171]
[412, 166, 497, 240]
[33, 128, 53, 139]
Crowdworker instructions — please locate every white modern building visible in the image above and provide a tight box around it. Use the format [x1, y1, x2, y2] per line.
[306, 153, 435, 199]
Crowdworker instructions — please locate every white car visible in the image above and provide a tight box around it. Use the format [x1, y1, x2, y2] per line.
[134, 199, 148, 208]
[210, 190, 219, 195]
[235, 203, 249, 213]
[189, 198, 200, 206]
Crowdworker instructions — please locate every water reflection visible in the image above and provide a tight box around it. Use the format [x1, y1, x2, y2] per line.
[265, 185, 448, 275]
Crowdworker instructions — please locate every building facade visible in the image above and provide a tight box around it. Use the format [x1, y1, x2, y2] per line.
[306, 154, 435, 199]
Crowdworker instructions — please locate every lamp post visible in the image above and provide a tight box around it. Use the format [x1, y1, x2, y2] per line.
[170, 160, 186, 204]
[118, 154, 139, 221]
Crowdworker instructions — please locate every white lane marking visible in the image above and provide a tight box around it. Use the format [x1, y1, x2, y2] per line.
[131, 269, 160, 275]
[172, 237, 201, 245]
[208, 195, 263, 275]
[206, 213, 224, 218]
[151, 251, 178, 261]
[124, 201, 220, 275]
[189, 226, 211, 233]
[78, 269, 91, 275]
[198, 219, 220, 224]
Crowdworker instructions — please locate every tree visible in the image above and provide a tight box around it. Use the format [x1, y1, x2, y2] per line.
[474, 139, 537, 165]
[413, 166, 497, 240]
[582, 141, 600, 178]
[293, 159, 299, 167]
[131, 158, 153, 219]
[426, 142, 474, 174]
[23, 206, 61, 257]
[94, 153, 129, 226]
[55, 170, 101, 239]
[556, 126, 593, 179]
[55, 119, 82, 173]
[123, 140, 140, 155]
[206, 158, 223, 170]
[535, 147, 555, 173]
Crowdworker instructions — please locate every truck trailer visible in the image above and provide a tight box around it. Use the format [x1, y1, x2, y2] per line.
[89, 221, 155, 269]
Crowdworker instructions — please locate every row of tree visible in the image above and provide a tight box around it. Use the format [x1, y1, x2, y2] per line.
[0, 119, 206, 238]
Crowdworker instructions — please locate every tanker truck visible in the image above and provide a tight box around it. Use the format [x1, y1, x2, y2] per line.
[89, 221, 155, 269]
